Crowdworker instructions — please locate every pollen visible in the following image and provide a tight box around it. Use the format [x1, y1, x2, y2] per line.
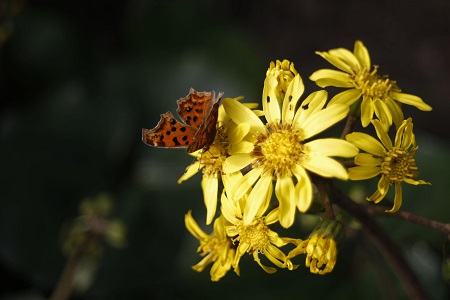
[234, 218, 270, 253]
[252, 123, 305, 179]
[351, 66, 397, 102]
[381, 147, 418, 182]
[199, 236, 226, 257]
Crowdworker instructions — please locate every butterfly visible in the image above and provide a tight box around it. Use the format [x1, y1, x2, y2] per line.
[142, 88, 223, 153]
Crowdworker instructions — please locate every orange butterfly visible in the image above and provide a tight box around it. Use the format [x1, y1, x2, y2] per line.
[142, 88, 223, 153]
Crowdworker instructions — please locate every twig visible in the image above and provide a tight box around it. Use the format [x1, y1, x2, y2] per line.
[49, 232, 97, 300]
[315, 178, 334, 220]
[49, 249, 83, 300]
[331, 183, 429, 300]
[366, 206, 450, 239]
[340, 111, 359, 139]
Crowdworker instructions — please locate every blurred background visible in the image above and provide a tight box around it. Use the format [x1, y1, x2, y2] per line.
[1, 0, 449, 299]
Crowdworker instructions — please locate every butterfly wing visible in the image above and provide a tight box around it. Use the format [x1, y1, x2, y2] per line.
[142, 112, 196, 148]
[186, 91, 223, 153]
[176, 88, 215, 131]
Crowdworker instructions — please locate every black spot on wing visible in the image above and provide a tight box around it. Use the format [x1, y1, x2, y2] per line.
[172, 137, 181, 146]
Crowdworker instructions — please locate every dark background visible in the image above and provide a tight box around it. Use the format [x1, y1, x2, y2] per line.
[1, 0, 449, 299]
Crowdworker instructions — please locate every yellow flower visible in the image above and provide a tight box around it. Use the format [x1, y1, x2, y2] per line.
[221, 172, 300, 274]
[310, 40, 432, 129]
[184, 210, 236, 281]
[287, 219, 342, 275]
[266, 59, 298, 104]
[346, 118, 430, 212]
[223, 72, 358, 228]
[178, 98, 257, 225]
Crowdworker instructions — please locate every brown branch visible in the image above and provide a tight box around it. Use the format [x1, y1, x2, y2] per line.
[50, 232, 98, 300]
[49, 249, 83, 300]
[316, 178, 335, 220]
[340, 111, 359, 139]
[366, 206, 450, 239]
[331, 183, 429, 300]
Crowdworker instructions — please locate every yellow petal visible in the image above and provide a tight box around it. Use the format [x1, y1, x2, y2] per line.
[264, 245, 287, 268]
[303, 155, 348, 180]
[244, 102, 259, 109]
[385, 98, 404, 129]
[373, 99, 392, 129]
[282, 74, 304, 122]
[305, 138, 358, 158]
[328, 47, 360, 71]
[354, 40, 371, 68]
[221, 191, 240, 224]
[253, 252, 277, 274]
[177, 161, 202, 184]
[354, 153, 382, 167]
[309, 69, 354, 88]
[223, 97, 265, 134]
[294, 168, 313, 212]
[403, 178, 431, 186]
[301, 104, 349, 139]
[328, 89, 361, 106]
[275, 177, 296, 228]
[394, 118, 413, 149]
[348, 166, 380, 180]
[385, 182, 402, 213]
[192, 254, 214, 272]
[223, 153, 254, 173]
[232, 167, 263, 201]
[184, 210, 207, 240]
[262, 75, 281, 123]
[244, 175, 273, 224]
[390, 92, 432, 111]
[360, 96, 374, 127]
[371, 119, 393, 150]
[222, 171, 242, 191]
[287, 240, 308, 259]
[229, 141, 254, 155]
[368, 176, 390, 203]
[265, 207, 279, 225]
[346, 132, 386, 156]
[315, 51, 353, 73]
[202, 176, 219, 225]
[228, 122, 250, 144]
[401, 119, 414, 150]
[293, 90, 328, 125]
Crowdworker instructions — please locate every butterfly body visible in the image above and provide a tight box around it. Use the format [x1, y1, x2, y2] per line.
[142, 88, 223, 153]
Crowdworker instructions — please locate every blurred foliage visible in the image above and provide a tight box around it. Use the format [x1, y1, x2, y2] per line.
[0, 0, 449, 299]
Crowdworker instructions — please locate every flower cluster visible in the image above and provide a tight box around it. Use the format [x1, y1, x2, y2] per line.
[145, 42, 432, 281]
[310, 41, 431, 212]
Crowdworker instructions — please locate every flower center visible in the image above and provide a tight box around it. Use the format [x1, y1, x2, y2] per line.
[234, 218, 270, 253]
[252, 123, 305, 179]
[381, 147, 418, 182]
[200, 235, 230, 258]
[351, 66, 398, 102]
